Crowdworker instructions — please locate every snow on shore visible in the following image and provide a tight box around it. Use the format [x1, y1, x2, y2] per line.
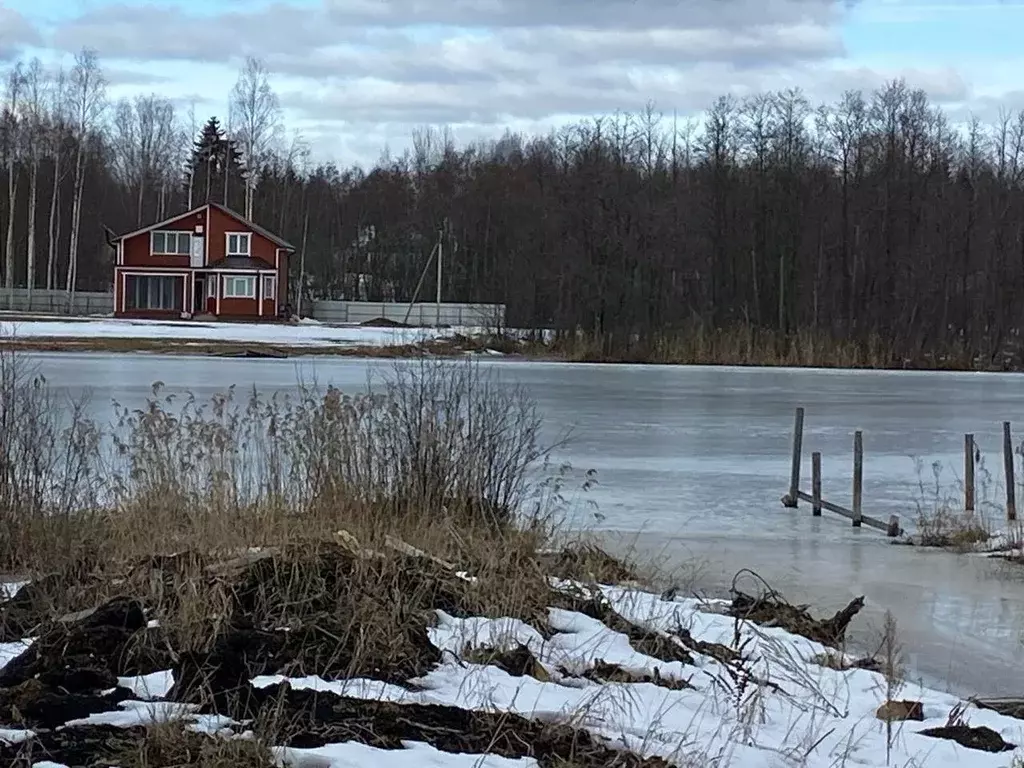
[1, 579, 1021, 768]
[0, 317, 472, 348]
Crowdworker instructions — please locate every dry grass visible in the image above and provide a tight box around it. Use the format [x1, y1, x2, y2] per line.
[911, 458, 993, 550]
[0, 349, 593, 657]
[533, 324, 989, 370]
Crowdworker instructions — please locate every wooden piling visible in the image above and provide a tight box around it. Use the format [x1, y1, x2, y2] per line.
[784, 407, 804, 508]
[852, 430, 863, 528]
[811, 451, 822, 517]
[1004, 421, 1017, 522]
[964, 433, 975, 513]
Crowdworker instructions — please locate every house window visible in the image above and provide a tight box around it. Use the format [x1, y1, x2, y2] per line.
[223, 275, 256, 299]
[262, 275, 277, 301]
[124, 275, 184, 311]
[227, 233, 251, 256]
[151, 231, 191, 255]
[207, 277, 217, 298]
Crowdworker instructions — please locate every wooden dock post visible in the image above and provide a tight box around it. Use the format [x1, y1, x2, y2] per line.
[811, 451, 822, 517]
[852, 431, 863, 528]
[964, 433, 975, 513]
[1004, 422, 1017, 522]
[784, 407, 804, 507]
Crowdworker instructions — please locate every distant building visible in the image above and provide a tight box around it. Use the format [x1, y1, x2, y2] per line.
[109, 203, 295, 320]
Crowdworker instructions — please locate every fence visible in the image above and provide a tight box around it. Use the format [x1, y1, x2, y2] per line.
[0, 289, 505, 328]
[0, 288, 114, 316]
[310, 300, 505, 327]
[780, 407, 1024, 537]
[780, 407, 903, 536]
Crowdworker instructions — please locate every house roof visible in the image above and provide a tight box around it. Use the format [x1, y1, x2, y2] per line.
[110, 203, 296, 251]
[207, 255, 276, 271]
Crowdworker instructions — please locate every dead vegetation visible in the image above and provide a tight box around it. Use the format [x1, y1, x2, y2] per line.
[0, 348, 691, 765]
[727, 570, 864, 648]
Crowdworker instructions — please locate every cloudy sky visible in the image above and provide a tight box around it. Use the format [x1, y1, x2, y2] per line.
[2, 0, 1022, 165]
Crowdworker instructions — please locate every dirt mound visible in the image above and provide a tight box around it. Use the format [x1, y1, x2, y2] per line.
[234, 682, 671, 767]
[920, 724, 1016, 752]
[360, 317, 409, 328]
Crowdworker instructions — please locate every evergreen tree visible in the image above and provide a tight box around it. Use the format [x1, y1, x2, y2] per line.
[187, 116, 244, 209]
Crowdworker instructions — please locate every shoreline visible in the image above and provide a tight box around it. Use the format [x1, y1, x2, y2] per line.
[2, 334, 1024, 374]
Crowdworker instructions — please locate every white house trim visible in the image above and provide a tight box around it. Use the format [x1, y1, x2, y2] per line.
[225, 231, 252, 257]
[205, 206, 211, 264]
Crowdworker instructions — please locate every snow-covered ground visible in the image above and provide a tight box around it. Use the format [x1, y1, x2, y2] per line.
[0, 317, 474, 348]
[1, 579, 1021, 768]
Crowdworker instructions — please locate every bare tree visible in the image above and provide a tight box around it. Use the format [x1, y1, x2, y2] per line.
[109, 94, 178, 225]
[65, 49, 106, 308]
[22, 59, 45, 301]
[230, 56, 281, 219]
[45, 66, 69, 291]
[2, 62, 24, 305]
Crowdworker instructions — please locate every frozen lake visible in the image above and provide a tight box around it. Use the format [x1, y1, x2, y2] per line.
[23, 352, 1024, 697]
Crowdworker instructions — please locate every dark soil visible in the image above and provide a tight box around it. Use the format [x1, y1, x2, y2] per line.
[360, 317, 409, 328]
[919, 724, 1016, 752]
[230, 682, 672, 767]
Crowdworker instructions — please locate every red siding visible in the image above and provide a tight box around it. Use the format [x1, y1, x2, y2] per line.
[219, 295, 260, 317]
[207, 206, 276, 267]
[122, 213, 202, 267]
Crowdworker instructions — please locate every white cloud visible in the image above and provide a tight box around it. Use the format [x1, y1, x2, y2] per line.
[6, 0, 1007, 165]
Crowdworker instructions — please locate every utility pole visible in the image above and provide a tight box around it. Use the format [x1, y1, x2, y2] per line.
[436, 225, 443, 327]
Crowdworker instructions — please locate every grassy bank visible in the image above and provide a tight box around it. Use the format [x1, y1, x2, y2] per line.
[1, 316, 1015, 370]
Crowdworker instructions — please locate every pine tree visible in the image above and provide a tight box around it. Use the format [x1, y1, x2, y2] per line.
[187, 116, 244, 209]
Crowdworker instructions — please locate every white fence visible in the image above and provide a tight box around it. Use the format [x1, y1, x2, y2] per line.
[0, 288, 115, 315]
[0, 288, 505, 328]
[310, 301, 505, 327]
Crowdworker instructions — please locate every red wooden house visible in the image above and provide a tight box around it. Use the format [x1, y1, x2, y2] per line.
[110, 203, 295, 320]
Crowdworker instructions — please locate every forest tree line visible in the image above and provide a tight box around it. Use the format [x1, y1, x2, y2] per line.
[2, 50, 1024, 360]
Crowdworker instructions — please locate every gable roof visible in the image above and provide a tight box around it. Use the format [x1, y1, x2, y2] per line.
[111, 203, 296, 251]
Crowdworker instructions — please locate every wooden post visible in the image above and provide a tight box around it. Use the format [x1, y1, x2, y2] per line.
[1004, 421, 1017, 522]
[811, 451, 822, 517]
[964, 433, 975, 513]
[852, 430, 863, 528]
[784, 407, 804, 507]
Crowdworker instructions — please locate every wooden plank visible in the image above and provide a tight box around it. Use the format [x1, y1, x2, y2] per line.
[965, 433, 975, 513]
[795, 490, 900, 535]
[783, 407, 804, 508]
[1005, 422, 1017, 522]
[852, 430, 863, 528]
[811, 451, 822, 517]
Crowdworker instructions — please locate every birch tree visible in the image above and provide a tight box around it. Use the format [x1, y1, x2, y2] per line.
[3, 62, 23, 305]
[65, 49, 105, 308]
[22, 58, 45, 299]
[46, 66, 68, 291]
[230, 56, 281, 219]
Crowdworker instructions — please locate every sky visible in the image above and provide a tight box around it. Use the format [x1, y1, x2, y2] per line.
[2, 0, 1023, 167]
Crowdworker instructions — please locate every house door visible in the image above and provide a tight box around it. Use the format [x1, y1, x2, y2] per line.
[193, 276, 205, 314]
